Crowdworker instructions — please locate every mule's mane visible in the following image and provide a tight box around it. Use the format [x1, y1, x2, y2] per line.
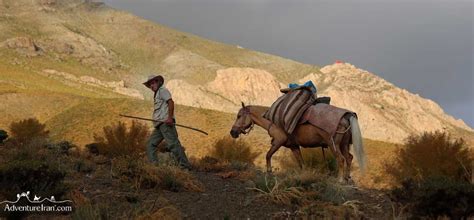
[246, 105, 269, 116]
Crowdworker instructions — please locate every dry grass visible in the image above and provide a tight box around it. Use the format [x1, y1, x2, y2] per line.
[210, 136, 259, 165]
[250, 169, 348, 208]
[191, 156, 229, 173]
[110, 155, 204, 192]
[93, 121, 149, 158]
[250, 174, 309, 206]
[248, 169, 369, 219]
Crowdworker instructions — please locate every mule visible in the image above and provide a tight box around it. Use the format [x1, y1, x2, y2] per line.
[230, 102, 366, 183]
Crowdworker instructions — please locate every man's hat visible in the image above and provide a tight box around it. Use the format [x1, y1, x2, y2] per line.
[143, 75, 164, 88]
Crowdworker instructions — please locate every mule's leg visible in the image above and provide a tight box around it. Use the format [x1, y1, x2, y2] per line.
[291, 147, 304, 169]
[266, 143, 283, 173]
[332, 133, 347, 183]
[340, 132, 353, 183]
[266, 127, 287, 173]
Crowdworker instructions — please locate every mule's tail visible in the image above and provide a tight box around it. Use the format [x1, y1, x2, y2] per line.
[350, 115, 367, 174]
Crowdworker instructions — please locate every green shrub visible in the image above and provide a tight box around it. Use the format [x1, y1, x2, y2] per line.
[8, 118, 49, 145]
[93, 121, 149, 158]
[391, 176, 474, 218]
[210, 136, 259, 165]
[384, 131, 473, 184]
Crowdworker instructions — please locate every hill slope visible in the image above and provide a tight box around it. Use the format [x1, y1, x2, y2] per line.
[0, 0, 472, 145]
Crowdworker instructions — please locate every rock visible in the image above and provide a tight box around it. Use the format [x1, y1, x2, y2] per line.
[40, 69, 144, 99]
[3, 37, 39, 51]
[1, 37, 42, 57]
[167, 67, 283, 113]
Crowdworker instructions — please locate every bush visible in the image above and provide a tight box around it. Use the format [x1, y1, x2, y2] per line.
[0, 160, 67, 197]
[210, 136, 259, 165]
[93, 121, 150, 158]
[8, 118, 49, 145]
[0, 129, 7, 144]
[0, 146, 68, 219]
[384, 131, 473, 184]
[251, 173, 308, 206]
[250, 169, 347, 207]
[391, 176, 474, 218]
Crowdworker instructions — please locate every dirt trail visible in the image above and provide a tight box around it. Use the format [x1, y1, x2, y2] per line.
[163, 171, 289, 219]
[162, 171, 392, 219]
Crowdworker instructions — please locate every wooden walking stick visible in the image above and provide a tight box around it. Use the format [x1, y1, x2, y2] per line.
[119, 114, 208, 135]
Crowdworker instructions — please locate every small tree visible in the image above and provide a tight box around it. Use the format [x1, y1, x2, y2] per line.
[384, 131, 473, 184]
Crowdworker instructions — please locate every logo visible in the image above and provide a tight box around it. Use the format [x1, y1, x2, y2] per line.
[1, 191, 73, 213]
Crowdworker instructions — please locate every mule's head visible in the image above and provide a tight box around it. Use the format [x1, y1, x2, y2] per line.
[230, 102, 254, 138]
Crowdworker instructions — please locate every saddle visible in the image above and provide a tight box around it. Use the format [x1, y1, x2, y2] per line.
[315, 96, 331, 105]
[299, 103, 355, 138]
[263, 88, 315, 134]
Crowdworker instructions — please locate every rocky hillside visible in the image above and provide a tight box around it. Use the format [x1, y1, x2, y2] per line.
[166, 63, 472, 143]
[0, 0, 472, 144]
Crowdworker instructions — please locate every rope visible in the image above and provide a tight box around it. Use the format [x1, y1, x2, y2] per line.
[335, 125, 351, 134]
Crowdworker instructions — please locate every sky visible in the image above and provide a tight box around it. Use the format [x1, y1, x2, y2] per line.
[103, 0, 473, 128]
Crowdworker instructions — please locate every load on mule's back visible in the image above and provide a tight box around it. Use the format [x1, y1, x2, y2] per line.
[229, 81, 366, 183]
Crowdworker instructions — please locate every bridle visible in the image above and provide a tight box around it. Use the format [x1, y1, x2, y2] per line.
[234, 107, 255, 135]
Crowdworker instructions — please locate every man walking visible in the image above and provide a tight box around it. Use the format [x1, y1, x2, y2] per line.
[143, 74, 192, 170]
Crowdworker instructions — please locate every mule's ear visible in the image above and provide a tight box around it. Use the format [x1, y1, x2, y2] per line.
[241, 102, 246, 108]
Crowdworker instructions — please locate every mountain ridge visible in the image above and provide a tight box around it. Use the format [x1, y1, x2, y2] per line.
[0, 0, 472, 145]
